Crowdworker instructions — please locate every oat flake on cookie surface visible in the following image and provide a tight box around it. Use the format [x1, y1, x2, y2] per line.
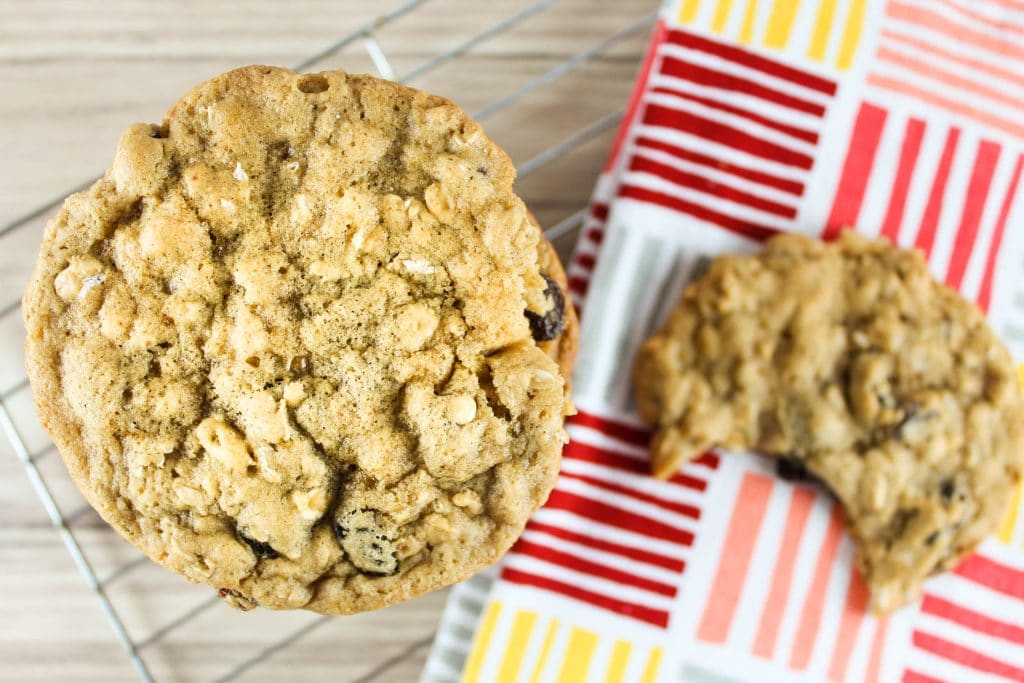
[635, 231, 1024, 613]
[23, 66, 576, 614]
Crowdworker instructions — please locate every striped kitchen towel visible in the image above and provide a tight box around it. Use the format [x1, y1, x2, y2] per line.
[423, 1, 1024, 681]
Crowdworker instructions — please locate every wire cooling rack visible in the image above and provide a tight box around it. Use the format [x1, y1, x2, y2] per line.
[0, 2, 656, 681]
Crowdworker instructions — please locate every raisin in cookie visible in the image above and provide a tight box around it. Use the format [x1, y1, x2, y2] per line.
[635, 231, 1024, 613]
[23, 66, 577, 614]
[535, 232, 579, 380]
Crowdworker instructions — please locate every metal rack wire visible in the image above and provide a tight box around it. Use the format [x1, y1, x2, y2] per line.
[0, 2, 656, 680]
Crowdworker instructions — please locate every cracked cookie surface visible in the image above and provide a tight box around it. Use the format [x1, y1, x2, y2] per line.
[23, 66, 575, 613]
[635, 231, 1024, 613]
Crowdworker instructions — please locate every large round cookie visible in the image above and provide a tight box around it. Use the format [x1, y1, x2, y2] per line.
[635, 231, 1024, 613]
[23, 66, 576, 613]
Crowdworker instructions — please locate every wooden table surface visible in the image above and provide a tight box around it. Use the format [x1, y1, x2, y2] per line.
[0, 2, 656, 681]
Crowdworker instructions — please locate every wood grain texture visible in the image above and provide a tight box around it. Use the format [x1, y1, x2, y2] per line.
[0, 1, 654, 680]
